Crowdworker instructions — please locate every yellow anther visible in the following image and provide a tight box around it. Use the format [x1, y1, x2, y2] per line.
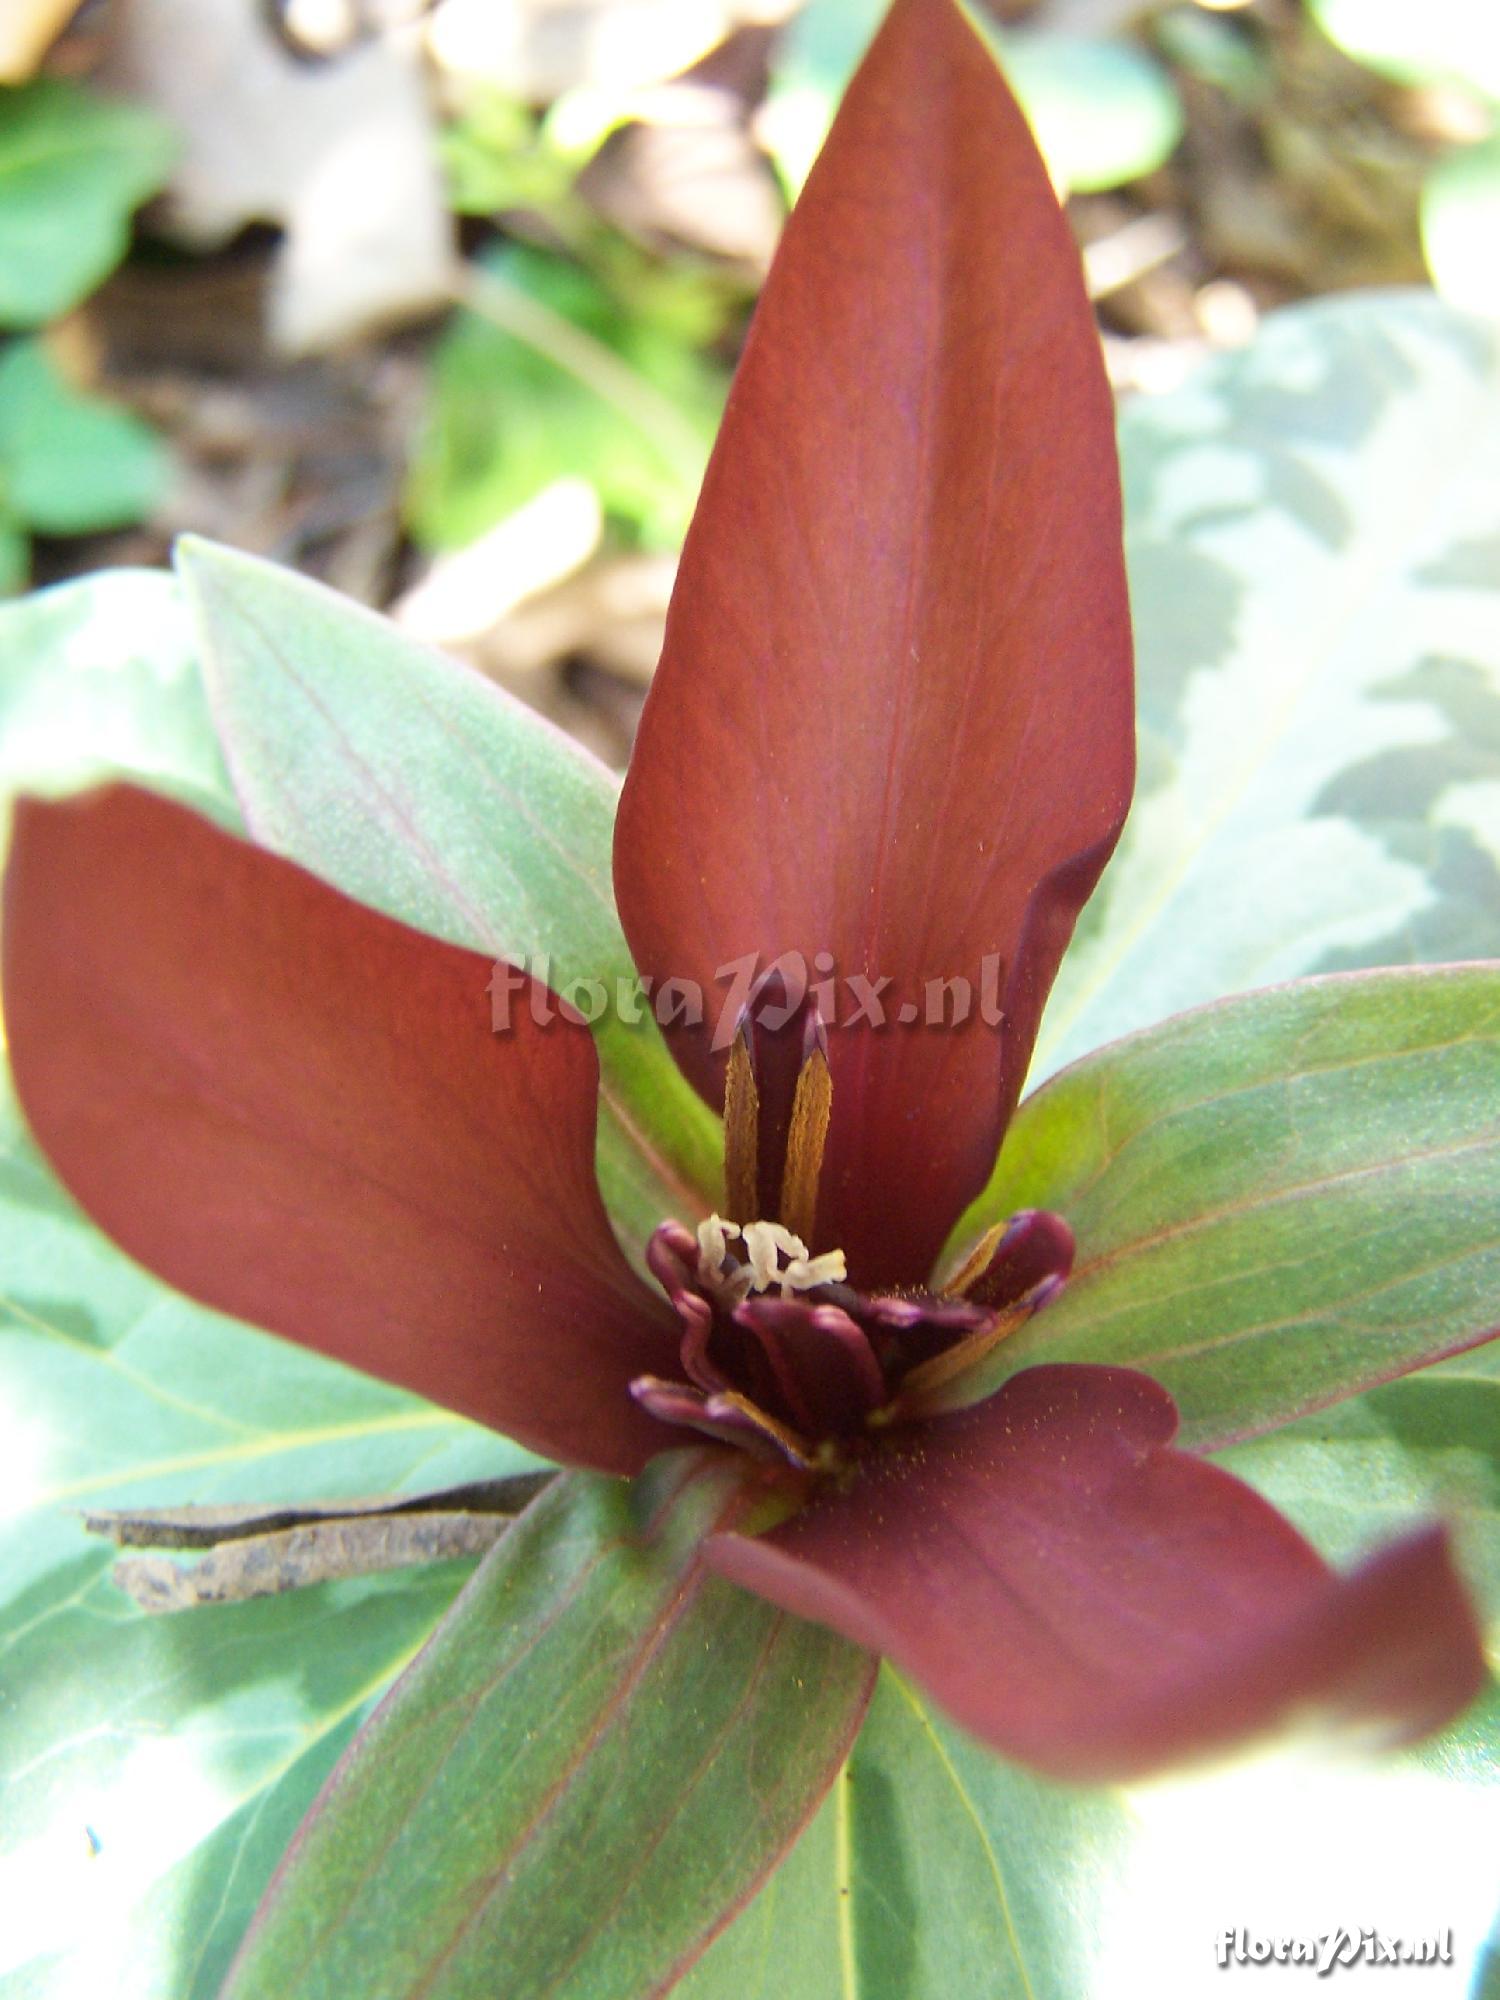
[722, 1032, 759, 1221]
[778, 1043, 832, 1245]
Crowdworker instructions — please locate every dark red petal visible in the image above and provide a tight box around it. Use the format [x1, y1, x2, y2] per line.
[706, 1366, 1486, 1782]
[953, 1208, 1076, 1309]
[614, 0, 1134, 1286]
[4, 785, 675, 1475]
[731, 1296, 887, 1437]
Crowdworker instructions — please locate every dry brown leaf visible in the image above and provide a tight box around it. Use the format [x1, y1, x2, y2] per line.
[81, 1471, 555, 1548]
[113, 1512, 511, 1611]
[429, 0, 729, 99]
[99, 0, 455, 351]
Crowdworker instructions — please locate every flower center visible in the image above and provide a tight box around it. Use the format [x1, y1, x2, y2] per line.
[694, 1215, 847, 1305]
[629, 973, 1075, 1472]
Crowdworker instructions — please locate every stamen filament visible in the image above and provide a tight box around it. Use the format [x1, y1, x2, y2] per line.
[889, 1275, 1065, 1419]
[703, 1389, 820, 1470]
[938, 1219, 1007, 1297]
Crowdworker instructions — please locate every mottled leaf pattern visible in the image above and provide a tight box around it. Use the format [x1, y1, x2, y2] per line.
[1034, 293, 1500, 1086]
[0, 568, 230, 812]
[5, 286, 1500, 1998]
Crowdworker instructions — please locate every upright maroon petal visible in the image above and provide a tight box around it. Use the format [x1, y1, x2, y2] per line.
[614, 0, 1134, 1286]
[4, 785, 674, 1474]
[707, 1366, 1486, 1782]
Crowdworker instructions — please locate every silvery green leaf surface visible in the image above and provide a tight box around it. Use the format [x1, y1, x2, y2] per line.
[961, 965, 1500, 1448]
[1036, 292, 1500, 1086]
[680, 1669, 1134, 2000]
[689, 293, 1500, 2000]
[688, 1645, 1500, 1996]
[689, 1323, 1500, 1998]
[4, 283, 1500, 2000]
[0, 568, 229, 813]
[174, 537, 720, 1251]
[0, 569, 528, 1997]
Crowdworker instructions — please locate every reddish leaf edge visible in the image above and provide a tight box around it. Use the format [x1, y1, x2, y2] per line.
[953, 959, 1500, 1447]
[222, 1452, 877, 1999]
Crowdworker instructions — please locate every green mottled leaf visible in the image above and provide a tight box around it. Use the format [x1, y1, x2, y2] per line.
[1423, 140, 1500, 320]
[222, 1456, 872, 2000]
[174, 535, 720, 1252]
[0, 78, 175, 328]
[5, 177, 1498, 2000]
[1036, 293, 1500, 1086]
[959, 965, 1500, 1448]
[0, 1075, 528, 1998]
[406, 244, 722, 553]
[0, 567, 229, 811]
[0, 338, 167, 536]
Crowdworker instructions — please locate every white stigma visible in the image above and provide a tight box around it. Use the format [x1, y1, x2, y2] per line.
[696, 1214, 846, 1301]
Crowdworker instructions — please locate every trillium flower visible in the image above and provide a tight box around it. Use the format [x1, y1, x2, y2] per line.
[4, 0, 1487, 1788]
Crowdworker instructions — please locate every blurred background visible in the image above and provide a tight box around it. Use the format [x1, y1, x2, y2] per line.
[1, 0, 1496, 767]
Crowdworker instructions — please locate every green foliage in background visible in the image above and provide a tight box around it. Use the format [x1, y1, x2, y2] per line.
[4, 289, 1500, 1998]
[765, 0, 1182, 194]
[0, 76, 174, 329]
[1423, 137, 1500, 319]
[1310, 0, 1500, 317]
[0, 339, 168, 587]
[1309, 0, 1500, 102]
[0, 76, 174, 588]
[406, 244, 725, 554]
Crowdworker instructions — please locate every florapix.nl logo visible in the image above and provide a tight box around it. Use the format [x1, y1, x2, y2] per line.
[1216, 1927, 1454, 1975]
[487, 949, 1012, 1047]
